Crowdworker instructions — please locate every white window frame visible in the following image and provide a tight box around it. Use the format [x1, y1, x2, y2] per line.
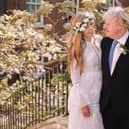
[26, 0, 44, 28]
[72, 0, 79, 13]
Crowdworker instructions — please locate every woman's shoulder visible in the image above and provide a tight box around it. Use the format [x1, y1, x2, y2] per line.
[95, 34, 103, 42]
[95, 34, 103, 41]
[101, 36, 113, 42]
[101, 37, 113, 47]
[94, 34, 103, 48]
[95, 35, 114, 43]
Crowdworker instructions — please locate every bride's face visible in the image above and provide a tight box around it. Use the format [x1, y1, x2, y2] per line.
[83, 24, 95, 41]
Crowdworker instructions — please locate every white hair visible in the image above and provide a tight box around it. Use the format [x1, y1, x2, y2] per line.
[103, 6, 129, 25]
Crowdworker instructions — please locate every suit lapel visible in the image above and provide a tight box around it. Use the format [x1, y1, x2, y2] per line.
[102, 38, 113, 77]
[107, 42, 112, 76]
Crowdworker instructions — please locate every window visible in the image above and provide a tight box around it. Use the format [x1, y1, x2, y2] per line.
[26, 0, 43, 28]
[72, 0, 80, 13]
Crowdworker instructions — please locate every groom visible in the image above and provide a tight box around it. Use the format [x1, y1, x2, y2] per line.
[100, 6, 129, 129]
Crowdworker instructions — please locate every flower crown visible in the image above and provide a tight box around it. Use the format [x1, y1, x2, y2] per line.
[72, 12, 95, 33]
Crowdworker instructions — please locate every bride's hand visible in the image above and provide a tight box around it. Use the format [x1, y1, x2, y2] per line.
[81, 105, 90, 117]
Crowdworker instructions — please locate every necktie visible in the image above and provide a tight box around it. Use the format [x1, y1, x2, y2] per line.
[109, 40, 118, 71]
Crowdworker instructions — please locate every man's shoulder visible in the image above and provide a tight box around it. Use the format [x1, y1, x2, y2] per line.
[102, 37, 113, 43]
[101, 37, 113, 49]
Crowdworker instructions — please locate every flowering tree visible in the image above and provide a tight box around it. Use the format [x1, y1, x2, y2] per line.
[0, 0, 105, 102]
[0, 0, 76, 102]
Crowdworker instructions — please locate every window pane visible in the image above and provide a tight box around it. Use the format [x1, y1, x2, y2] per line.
[25, 0, 43, 26]
[26, 6, 30, 12]
[29, 5, 33, 12]
[37, 0, 41, 3]
[27, 0, 32, 2]
[36, 5, 40, 10]
[37, 16, 41, 22]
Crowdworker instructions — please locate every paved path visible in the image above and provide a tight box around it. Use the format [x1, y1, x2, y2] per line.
[27, 116, 68, 129]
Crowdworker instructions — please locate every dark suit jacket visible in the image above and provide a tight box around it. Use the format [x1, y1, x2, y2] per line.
[100, 36, 129, 116]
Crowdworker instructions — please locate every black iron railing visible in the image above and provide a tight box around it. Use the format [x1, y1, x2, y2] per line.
[0, 60, 70, 129]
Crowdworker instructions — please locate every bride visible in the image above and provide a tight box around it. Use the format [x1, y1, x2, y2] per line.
[67, 12, 104, 129]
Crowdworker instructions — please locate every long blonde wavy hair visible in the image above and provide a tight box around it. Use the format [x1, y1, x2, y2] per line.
[67, 13, 85, 74]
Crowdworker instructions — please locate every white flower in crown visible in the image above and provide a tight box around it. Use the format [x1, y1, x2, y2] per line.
[80, 23, 87, 31]
[72, 12, 95, 33]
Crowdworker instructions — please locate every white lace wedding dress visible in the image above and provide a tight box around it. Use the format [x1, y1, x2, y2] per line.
[68, 35, 104, 129]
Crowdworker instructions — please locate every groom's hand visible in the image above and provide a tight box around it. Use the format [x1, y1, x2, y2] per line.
[81, 105, 90, 117]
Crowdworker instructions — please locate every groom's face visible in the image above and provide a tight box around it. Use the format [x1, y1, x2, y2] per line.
[103, 16, 123, 39]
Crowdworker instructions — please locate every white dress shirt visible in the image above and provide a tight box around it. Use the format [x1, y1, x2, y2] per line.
[111, 31, 129, 75]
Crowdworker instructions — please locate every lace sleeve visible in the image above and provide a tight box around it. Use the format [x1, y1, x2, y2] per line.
[70, 59, 81, 86]
[70, 59, 91, 107]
